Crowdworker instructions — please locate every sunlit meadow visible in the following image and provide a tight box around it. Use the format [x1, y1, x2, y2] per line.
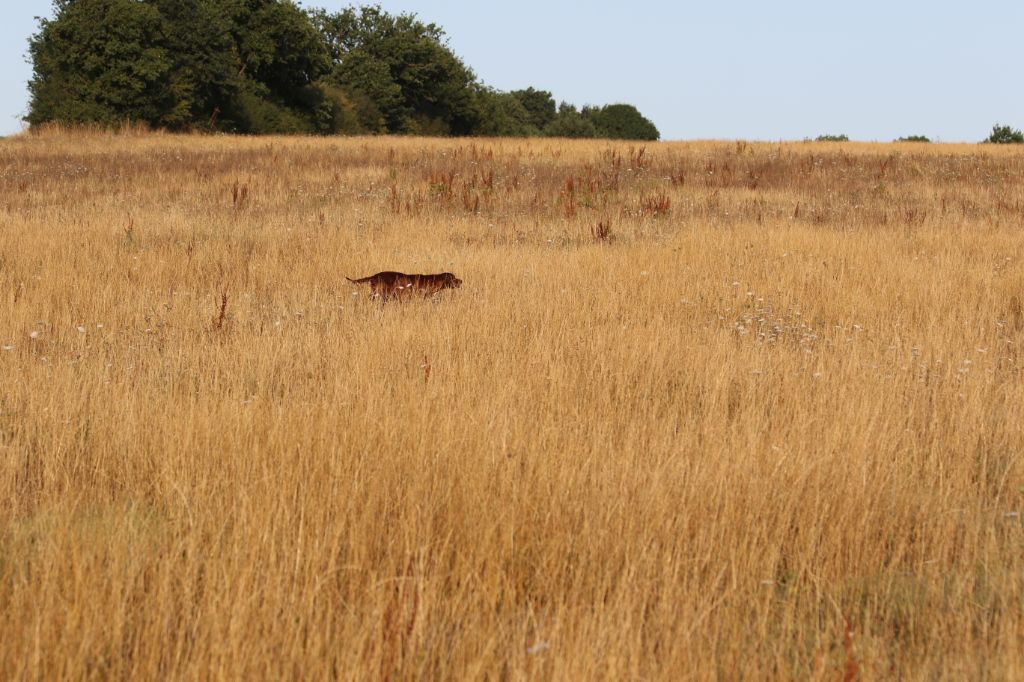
[1, 128, 1022, 680]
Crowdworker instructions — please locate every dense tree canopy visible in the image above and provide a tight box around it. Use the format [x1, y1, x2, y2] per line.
[26, 1, 661, 140]
[473, 87, 538, 137]
[28, 0, 333, 133]
[511, 88, 556, 131]
[309, 5, 479, 135]
[27, 0, 180, 128]
[582, 104, 660, 141]
[544, 103, 598, 139]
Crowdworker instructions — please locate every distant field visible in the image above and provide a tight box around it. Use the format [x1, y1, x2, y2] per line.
[1, 130, 1022, 680]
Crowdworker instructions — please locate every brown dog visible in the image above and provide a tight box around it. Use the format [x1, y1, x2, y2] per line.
[346, 271, 462, 300]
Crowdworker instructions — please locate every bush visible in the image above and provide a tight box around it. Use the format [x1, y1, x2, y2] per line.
[984, 124, 1024, 144]
[583, 104, 660, 141]
[510, 87, 556, 131]
[543, 104, 597, 139]
[234, 88, 315, 135]
[815, 134, 849, 142]
[474, 88, 540, 137]
[897, 135, 930, 143]
[310, 6, 479, 136]
[309, 83, 366, 135]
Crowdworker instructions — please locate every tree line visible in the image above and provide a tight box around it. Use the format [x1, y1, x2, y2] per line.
[26, 1, 660, 140]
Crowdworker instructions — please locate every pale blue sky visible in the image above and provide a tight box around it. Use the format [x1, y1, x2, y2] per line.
[2, 0, 1021, 141]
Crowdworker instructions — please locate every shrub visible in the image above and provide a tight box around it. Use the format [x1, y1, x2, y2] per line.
[310, 6, 479, 136]
[234, 88, 315, 135]
[816, 134, 849, 142]
[897, 135, 930, 143]
[310, 83, 366, 135]
[474, 88, 540, 137]
[543, 104, 598, 139]
[510, 87, 556, 131]
[984, 124, 1024, 144]
[583, 104, 660, 141]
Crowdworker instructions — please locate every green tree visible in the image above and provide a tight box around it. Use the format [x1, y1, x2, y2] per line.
[27, 0, 663, 140]
[896, 135, 930, 142]
[311, 84, 368, 134]
[27, 0, 182, 128]
[511, 87, 556, 131]
[984, 123, 1024, 144]
[328, 48, 405, 131]
[222, 0, 332, 133]
[230, 0, 330, 109]
[28, 0, 333, 133]
[309, 5, 478, 135]
[583, 104, 660, 141]
[543, 103, 597, 138]
[473, 87, 539, 137]
[148, 0, 240, 128]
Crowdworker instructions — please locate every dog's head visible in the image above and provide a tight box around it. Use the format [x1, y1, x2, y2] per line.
[442, 272, 462, 289]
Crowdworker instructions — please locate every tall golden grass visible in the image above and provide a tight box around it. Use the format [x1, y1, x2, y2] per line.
[1, 129, 1023, 680]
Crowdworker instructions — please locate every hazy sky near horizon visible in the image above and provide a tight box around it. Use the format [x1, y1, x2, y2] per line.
[2, 0, 1021, 141]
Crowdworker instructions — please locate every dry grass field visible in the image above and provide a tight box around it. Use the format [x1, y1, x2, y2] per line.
[1, 129, 1023, 680]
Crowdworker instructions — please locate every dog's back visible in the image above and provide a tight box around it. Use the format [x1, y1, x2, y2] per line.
[346, 271, 404, 285]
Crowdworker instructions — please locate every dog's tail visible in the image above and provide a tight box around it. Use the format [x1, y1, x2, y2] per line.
[345, 276, 359, 283]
